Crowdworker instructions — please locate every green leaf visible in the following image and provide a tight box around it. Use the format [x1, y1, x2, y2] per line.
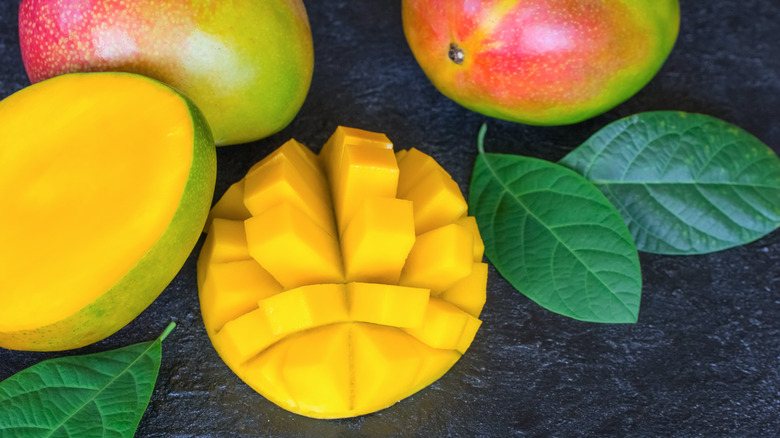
[0, 322, 176, 438]
[560, 111, 780, 254]
[470, 125, 642, 323]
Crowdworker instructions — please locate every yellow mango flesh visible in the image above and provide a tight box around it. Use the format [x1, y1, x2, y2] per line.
[245, 203, 344, 288]
[203, 180, 251, 231]
[399, 223, 475, 291]
[456, 215, 486, 262]
[348, 282, 430, 327]
[243, 157, 336, 235]
[0, 72, 216, 351]
[341, 197, 416, 283]
[200, 260, 283, 332]
[198, 126, 486, 418]
[333, 144, 399, 233]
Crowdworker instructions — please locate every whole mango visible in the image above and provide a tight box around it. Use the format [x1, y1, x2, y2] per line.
[402, 0, 680, 126]
[19, 0, 314, 146]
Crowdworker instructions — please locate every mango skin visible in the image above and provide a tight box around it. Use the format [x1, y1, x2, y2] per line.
[0, 73, 216, 351]
[18, 0, 314, 146]
[402, 0, 680, 126]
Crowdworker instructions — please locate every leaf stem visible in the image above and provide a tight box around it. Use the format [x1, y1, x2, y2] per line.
[158, 321, 177, 342]
[477, 123, 488, 155]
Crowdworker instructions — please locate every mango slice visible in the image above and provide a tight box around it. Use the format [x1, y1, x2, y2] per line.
[198, 126, 486, 418]
[0, 72, 216, 351]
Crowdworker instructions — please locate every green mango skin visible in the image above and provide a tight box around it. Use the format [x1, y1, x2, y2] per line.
[19, 0, 314, 146]
[402, 0, 680, 126]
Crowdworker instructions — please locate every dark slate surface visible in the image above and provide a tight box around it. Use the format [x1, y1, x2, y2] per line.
[1, 1, 779, 437]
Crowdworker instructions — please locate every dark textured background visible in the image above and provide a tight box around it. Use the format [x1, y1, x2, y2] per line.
[1, 1, 779, 437]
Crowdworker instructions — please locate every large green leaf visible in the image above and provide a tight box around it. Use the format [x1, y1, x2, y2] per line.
[560, 111, 780, 254]
[470, 127, 642, 323]
[0, 323, 175, 438]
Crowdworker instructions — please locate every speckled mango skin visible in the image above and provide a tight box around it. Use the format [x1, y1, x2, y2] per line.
[402, 0, 680, 126]
[18, 0, 314, 146]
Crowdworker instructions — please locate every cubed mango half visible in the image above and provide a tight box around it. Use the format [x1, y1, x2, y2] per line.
[197, 126, 487, 419]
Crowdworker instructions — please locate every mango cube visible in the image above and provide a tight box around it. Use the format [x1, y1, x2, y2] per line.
[248, 138, 326, 187]
[399, 223, 474, 291]
[200, 259, 284, 333]
[455, 216, 485, 262]
[348, 282, 429, 328]
[258, 284, 349, 336]
[211, 308, 277, 365]
[204, 180, 251, 231]
[243, 157, 335, 235]
[340, 197, 415, 283]
[245, 202, 343, 289]
[400, 167, 468, 234]
[438, 262, 488, 318]
[198, 127, 487, 419]
[396, 147, 444, 197]
[197, 218, 252, 285]
[320, 126, 393, 180]
[404, 298, 482, 354]
[332, 145, 399, 232]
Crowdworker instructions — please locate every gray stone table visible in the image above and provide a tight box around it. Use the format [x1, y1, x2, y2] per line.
[0, 1, 778, 436]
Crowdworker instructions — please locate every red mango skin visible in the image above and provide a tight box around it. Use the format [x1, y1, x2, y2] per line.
[19, 0, 314, 146]
[402, 0, 680, 126]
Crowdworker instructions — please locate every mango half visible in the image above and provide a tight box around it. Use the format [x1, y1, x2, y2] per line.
[199, 126, 487, 418]
[0, 72, 216, 351]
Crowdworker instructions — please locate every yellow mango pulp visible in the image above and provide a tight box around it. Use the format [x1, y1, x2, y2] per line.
[399, 223, 475, 291]
[438, 262, 489, 318]
[203, 180, 251, 231]
[243, 156, 336, 235]
[244, 202, 344, 289]
[333, 144, 399, 233]
[249, 139, 327, 187]
[396, 147, 444, 195]
[320, 126, 393, 180]
[341, 197, 416, 283]
[198, 126, 487, 419]
[348, 282, 430, 327]
[456, 215, 485, 262]
[400, 167, 468, 235]
[403, 298, 482, 354]
[200, 260, 283, 332]
[258, 284, 350, 336]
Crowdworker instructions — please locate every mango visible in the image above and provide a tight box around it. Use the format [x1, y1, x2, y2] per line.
[0, 72, 216, 351]
[18, 0, 314, 146]
[402, 0, 680, 126]
[198, 126, 486, 418]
